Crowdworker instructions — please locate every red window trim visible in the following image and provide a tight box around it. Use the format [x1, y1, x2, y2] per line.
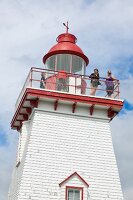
[66, 186, 83, 200]
[59, 172, 89, 187]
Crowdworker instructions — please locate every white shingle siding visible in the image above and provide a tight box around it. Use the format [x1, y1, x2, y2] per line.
[8, 101, 123, 200]
[8, 121, 31, 200]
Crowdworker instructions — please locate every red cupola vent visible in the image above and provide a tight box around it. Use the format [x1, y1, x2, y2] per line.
[43, 23, 89, 65]
[57, 33, 77, 43]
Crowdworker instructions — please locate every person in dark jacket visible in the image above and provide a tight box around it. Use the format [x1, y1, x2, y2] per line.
[40, 72, 46, 89]
[89, 68, 100, 96]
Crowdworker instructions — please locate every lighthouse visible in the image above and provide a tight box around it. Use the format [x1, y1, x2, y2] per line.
[8, 24, 124, 200]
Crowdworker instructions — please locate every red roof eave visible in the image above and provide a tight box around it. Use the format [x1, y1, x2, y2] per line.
[43, 50, 89, 65]
[11, 88, 124, 130]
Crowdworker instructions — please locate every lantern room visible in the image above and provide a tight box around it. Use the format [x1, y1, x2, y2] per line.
[42, 24, 89, 93]
[43, 32, 89, 75]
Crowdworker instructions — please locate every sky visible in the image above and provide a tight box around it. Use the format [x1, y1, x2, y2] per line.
[0, 0, 133, 199]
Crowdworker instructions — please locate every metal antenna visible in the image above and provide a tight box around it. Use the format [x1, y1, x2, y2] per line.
[63, 21, 69, 33]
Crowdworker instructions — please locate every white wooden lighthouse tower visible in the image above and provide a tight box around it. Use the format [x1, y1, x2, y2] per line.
[8, 24, 124, 200]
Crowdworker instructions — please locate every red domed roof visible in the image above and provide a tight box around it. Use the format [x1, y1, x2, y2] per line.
[43, 33, 89, 65]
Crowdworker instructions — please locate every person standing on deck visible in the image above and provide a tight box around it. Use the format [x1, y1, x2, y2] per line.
[89, 68, 101, 96]
[105, 70, 116, 98]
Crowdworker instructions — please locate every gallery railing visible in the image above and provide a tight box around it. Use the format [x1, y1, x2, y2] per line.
[15, 67, 120, 110]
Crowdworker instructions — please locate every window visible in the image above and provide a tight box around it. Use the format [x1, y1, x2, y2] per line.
[68, 189, 80, 200]
[57, 54, 71, 72]
[71, 55, 86, 75]
[66, 187, 83, 200]
[45, 55, 56, 78]
[45, 55, 56, 70]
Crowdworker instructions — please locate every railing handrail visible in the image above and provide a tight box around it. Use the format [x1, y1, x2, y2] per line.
[31, 67, 120, 82]
[15, 70, 31, 109]
[15, 67, 120, 111]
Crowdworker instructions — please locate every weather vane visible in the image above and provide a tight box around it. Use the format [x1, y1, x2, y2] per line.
[63, 21, 69, 33]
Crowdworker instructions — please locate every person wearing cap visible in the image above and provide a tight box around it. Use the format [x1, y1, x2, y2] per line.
[89, 68, 101, 96]
[105, 70, 115, 97]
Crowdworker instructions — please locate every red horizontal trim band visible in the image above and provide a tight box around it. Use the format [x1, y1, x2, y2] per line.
[27, 88, 123, 108]
[11, 88, 123, 129]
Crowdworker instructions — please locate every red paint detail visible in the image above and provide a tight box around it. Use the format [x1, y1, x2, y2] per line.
[81, 79, 87, 94]
[43, 33, 89, 65]
[65, 186, 84, 200]
[82, 188, 84, 200]
[23, 114, 28, 121]
[11, 92, 37, 130]
[54, 100, 58, 111]
[11, 90, 28, 128]
[57, 33, 76, 43]
[59, 172, 89, 187]
[72, 102, 77, 113]
[29, 99, 38, 108]
[27, 88, 123, 108]
[11, 88, 123, 130]
[57, 70, 67, 79]
[108, 107, 115, 118]
[45, 75, 57, 90]
[90, 105, 94, 115]
[26, 107, 32, 115]
[19, 113, 28, 121]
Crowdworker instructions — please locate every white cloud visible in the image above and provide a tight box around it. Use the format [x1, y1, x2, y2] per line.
[124, 187, 133, 200]
[0, 134, 17, 200]
[111, 111, 133, 199]
[121, 77, 133, 103]
[0, 0, 133, 199]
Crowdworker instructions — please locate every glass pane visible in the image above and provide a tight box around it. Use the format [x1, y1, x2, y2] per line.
[46, 55, 56, 70]
[57, 54, 71, 72]
[72, 55, 85, 75]
[68, 190, 73, 200]
[75, 190, 80, 200]
[68, 189, 80, 200]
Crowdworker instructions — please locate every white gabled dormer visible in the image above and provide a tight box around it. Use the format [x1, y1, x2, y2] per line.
[59, 172, 89, 200]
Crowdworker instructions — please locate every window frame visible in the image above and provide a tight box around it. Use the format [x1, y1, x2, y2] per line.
[45, 54, 86, 75]
[65, 186, 83, 200]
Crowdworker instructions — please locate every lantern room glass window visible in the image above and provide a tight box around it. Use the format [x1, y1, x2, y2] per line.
[45, 55, 56, 70]
[71, 55, 85, 74]
[45, 54, 86, 75]
[57, 54, 71, 72]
